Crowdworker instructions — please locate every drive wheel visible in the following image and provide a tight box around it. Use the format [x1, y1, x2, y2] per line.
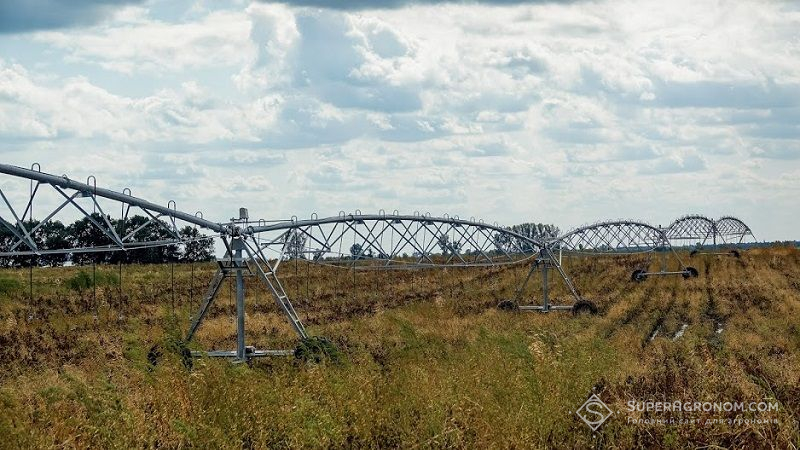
[147, 341, 193, 370]
[572, 299, 598, 316]
[497, 300, 519, 311]
[631, 269, 647, 282]
[147, 344, 162, 368]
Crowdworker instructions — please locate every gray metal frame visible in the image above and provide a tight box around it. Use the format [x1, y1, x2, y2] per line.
[0, 164, 564, 361]
[0, 163, 224, 257]
[0, 164, 720, 361]
[245, 211, 543, 267]
[506, 219, 698, 312]
[666, 215, 717, 246]
[714, 216, 755, 244]
[666, 214, 755, 256]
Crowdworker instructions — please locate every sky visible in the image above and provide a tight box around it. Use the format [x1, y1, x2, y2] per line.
[0, 0, 798, 240]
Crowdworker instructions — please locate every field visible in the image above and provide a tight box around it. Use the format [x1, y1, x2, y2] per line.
[0, 247, 799, 448]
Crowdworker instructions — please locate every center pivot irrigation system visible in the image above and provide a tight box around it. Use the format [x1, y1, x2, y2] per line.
[665, 214, 755, 257]
[0, 164, 754, 362]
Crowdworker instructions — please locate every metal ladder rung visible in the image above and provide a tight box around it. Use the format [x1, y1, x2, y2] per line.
[242, 243, 308, 339]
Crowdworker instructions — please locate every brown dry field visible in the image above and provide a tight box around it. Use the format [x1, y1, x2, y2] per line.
[0, 246, 798, 448]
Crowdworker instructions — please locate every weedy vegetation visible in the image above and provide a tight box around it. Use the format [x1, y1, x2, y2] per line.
[0, 247, 798, 448]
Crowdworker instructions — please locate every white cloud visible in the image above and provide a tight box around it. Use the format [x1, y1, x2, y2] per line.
[0, 62, 239, 143]
[0, 0, 799, 241]
[33, 9, 253, 74]
[638, 149, 707, 174]
[233, 4, 299, 91]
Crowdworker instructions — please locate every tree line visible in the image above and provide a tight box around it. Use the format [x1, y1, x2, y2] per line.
[489, 222, 560, 254]
[0, 213, 215, 267]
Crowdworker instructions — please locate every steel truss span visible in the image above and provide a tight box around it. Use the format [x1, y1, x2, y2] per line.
[552, 220, 670, 253]
[536, 220, 698, 298]
[0, 164, 223, 257]
[665, 215, 716, 245]
[0, 165, 539, 265]
[714, 216, 754, 243]
[246, 213, 542, 269]
[666, 214, 754, 246]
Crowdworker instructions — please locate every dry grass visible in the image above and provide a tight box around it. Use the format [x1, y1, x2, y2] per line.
[0, 247, 798, 448]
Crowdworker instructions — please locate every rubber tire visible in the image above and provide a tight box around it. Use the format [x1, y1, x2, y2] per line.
[730, 249, 741, 258]
[180, 346, 193, 370]
[147, 342, 193, 370]
[497, 300, 519, 311]
[631, 269, 647, 282]
[147, 344, 162, 369]
[572, 300, 598, 316]
[682, 266, 699, 279]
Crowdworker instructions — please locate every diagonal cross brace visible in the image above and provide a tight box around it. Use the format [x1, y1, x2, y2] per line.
[186, 269, 225, 342]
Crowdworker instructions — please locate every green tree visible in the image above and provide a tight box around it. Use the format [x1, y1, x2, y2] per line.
[180, 226, 215, 262]
[37, 220, 69, 266]
[285, 231, 307, 260]
[437, 234, 462, 256]
[494, 222, 560, 253]
[350, 243, 372, 260]
[67, 213, 116, 265]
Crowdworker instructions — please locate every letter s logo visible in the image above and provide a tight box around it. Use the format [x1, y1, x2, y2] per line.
[576, 394, 612, 431]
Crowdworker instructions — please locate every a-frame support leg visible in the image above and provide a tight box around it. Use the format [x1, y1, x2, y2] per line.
[510, 248, 587, 313]
[186, 269, 225, 343]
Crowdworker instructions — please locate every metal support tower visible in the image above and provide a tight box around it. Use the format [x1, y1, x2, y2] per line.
[186, 210, 308, 361]
[512, 248, 582, 312]
[233, 236, 246, 361]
